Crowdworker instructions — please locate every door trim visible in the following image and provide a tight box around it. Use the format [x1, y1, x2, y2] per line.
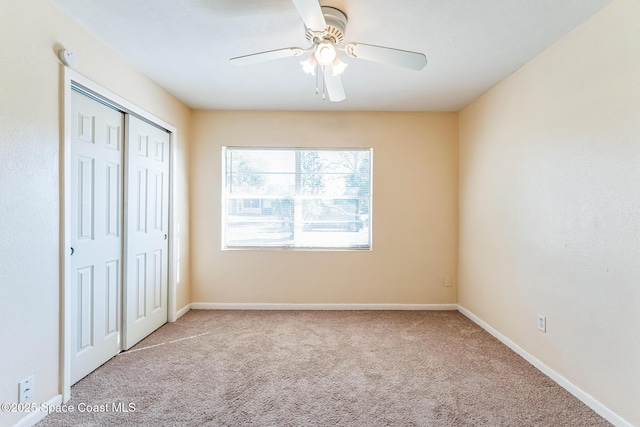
[60, 66, 179, 402]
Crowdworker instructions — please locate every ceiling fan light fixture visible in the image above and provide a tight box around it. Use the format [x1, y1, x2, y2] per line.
[331, 57, 347, 76]
[315, 41, 336, 66]
[229, 2, 427, 103]
[301, 55, 318, 75]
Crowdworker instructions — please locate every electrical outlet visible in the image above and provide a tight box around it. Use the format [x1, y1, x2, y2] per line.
[19, 376, 34, 403]
[443, 276, 452, 287]
[537, 315, 546, 333]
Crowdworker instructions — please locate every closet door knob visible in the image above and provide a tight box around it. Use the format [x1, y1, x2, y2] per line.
[164, 234, 168, 240]
[70, 247, 75, 256]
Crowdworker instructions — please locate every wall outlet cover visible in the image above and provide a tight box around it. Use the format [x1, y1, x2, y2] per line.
[537, 315, 546, 333]
[19, 375, 34, 403]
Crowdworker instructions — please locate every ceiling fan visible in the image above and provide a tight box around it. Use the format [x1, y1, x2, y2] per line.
[229, 0, 427, 103]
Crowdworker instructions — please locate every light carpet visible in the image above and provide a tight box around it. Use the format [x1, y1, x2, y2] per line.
[38, 310, 610, 426]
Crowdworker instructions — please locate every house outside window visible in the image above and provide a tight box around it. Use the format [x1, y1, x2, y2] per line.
[222, 147, 372, 249]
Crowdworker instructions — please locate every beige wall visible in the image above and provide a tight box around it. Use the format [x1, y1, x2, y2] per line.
[0, 1, 191, 425]
[190, 111, 458, 305]
[458, 0, 640, 424]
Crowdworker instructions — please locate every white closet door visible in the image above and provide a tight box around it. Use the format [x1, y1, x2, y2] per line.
[70, 90, 124, 384]
[123, 115, 170, 350]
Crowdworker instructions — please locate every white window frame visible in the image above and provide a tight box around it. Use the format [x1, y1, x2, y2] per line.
[222, 147, 372, 250]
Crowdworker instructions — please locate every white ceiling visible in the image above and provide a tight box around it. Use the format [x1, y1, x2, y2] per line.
[51, 0, 611, 112]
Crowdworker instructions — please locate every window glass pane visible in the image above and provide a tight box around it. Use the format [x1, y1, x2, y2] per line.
[225, 198, 294, 247]
[226, 149, 296, 196]
[223, 147, 372, 250]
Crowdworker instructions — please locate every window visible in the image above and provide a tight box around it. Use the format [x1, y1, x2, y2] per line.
[223, 147, 372, 249]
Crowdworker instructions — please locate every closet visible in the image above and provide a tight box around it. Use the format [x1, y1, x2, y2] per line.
[69, 88, 169, 384]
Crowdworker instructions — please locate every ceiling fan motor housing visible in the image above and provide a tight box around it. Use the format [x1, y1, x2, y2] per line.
[306, 6, 348, 45]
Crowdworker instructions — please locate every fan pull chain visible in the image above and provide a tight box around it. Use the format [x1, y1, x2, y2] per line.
[312, 65, 327, 100]
[321, 66, 326, 101]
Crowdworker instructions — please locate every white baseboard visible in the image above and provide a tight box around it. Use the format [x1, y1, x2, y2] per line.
[458, 305, 632, 427]
[13, 394, 63, 427]
[174, 303, 191, 320]
[190, 302, 458, 311]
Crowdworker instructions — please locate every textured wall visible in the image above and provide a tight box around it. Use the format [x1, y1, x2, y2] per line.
[0, 1, 191, 425]
[458, 0, 640, 424]
[190, 111, 458, 305]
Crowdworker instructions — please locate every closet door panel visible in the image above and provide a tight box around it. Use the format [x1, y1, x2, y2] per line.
[123, 115, 169, 350]
[70, 89, 124, 384]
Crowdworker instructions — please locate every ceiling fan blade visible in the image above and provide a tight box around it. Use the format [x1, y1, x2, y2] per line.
[324, 72, 346, 102]
[344, 43, 427, 71]
[291, 0, 326, 32]
[230, 47, 304, 67]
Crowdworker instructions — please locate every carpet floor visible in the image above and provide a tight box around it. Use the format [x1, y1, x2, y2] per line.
[38, 310, 610, 426]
